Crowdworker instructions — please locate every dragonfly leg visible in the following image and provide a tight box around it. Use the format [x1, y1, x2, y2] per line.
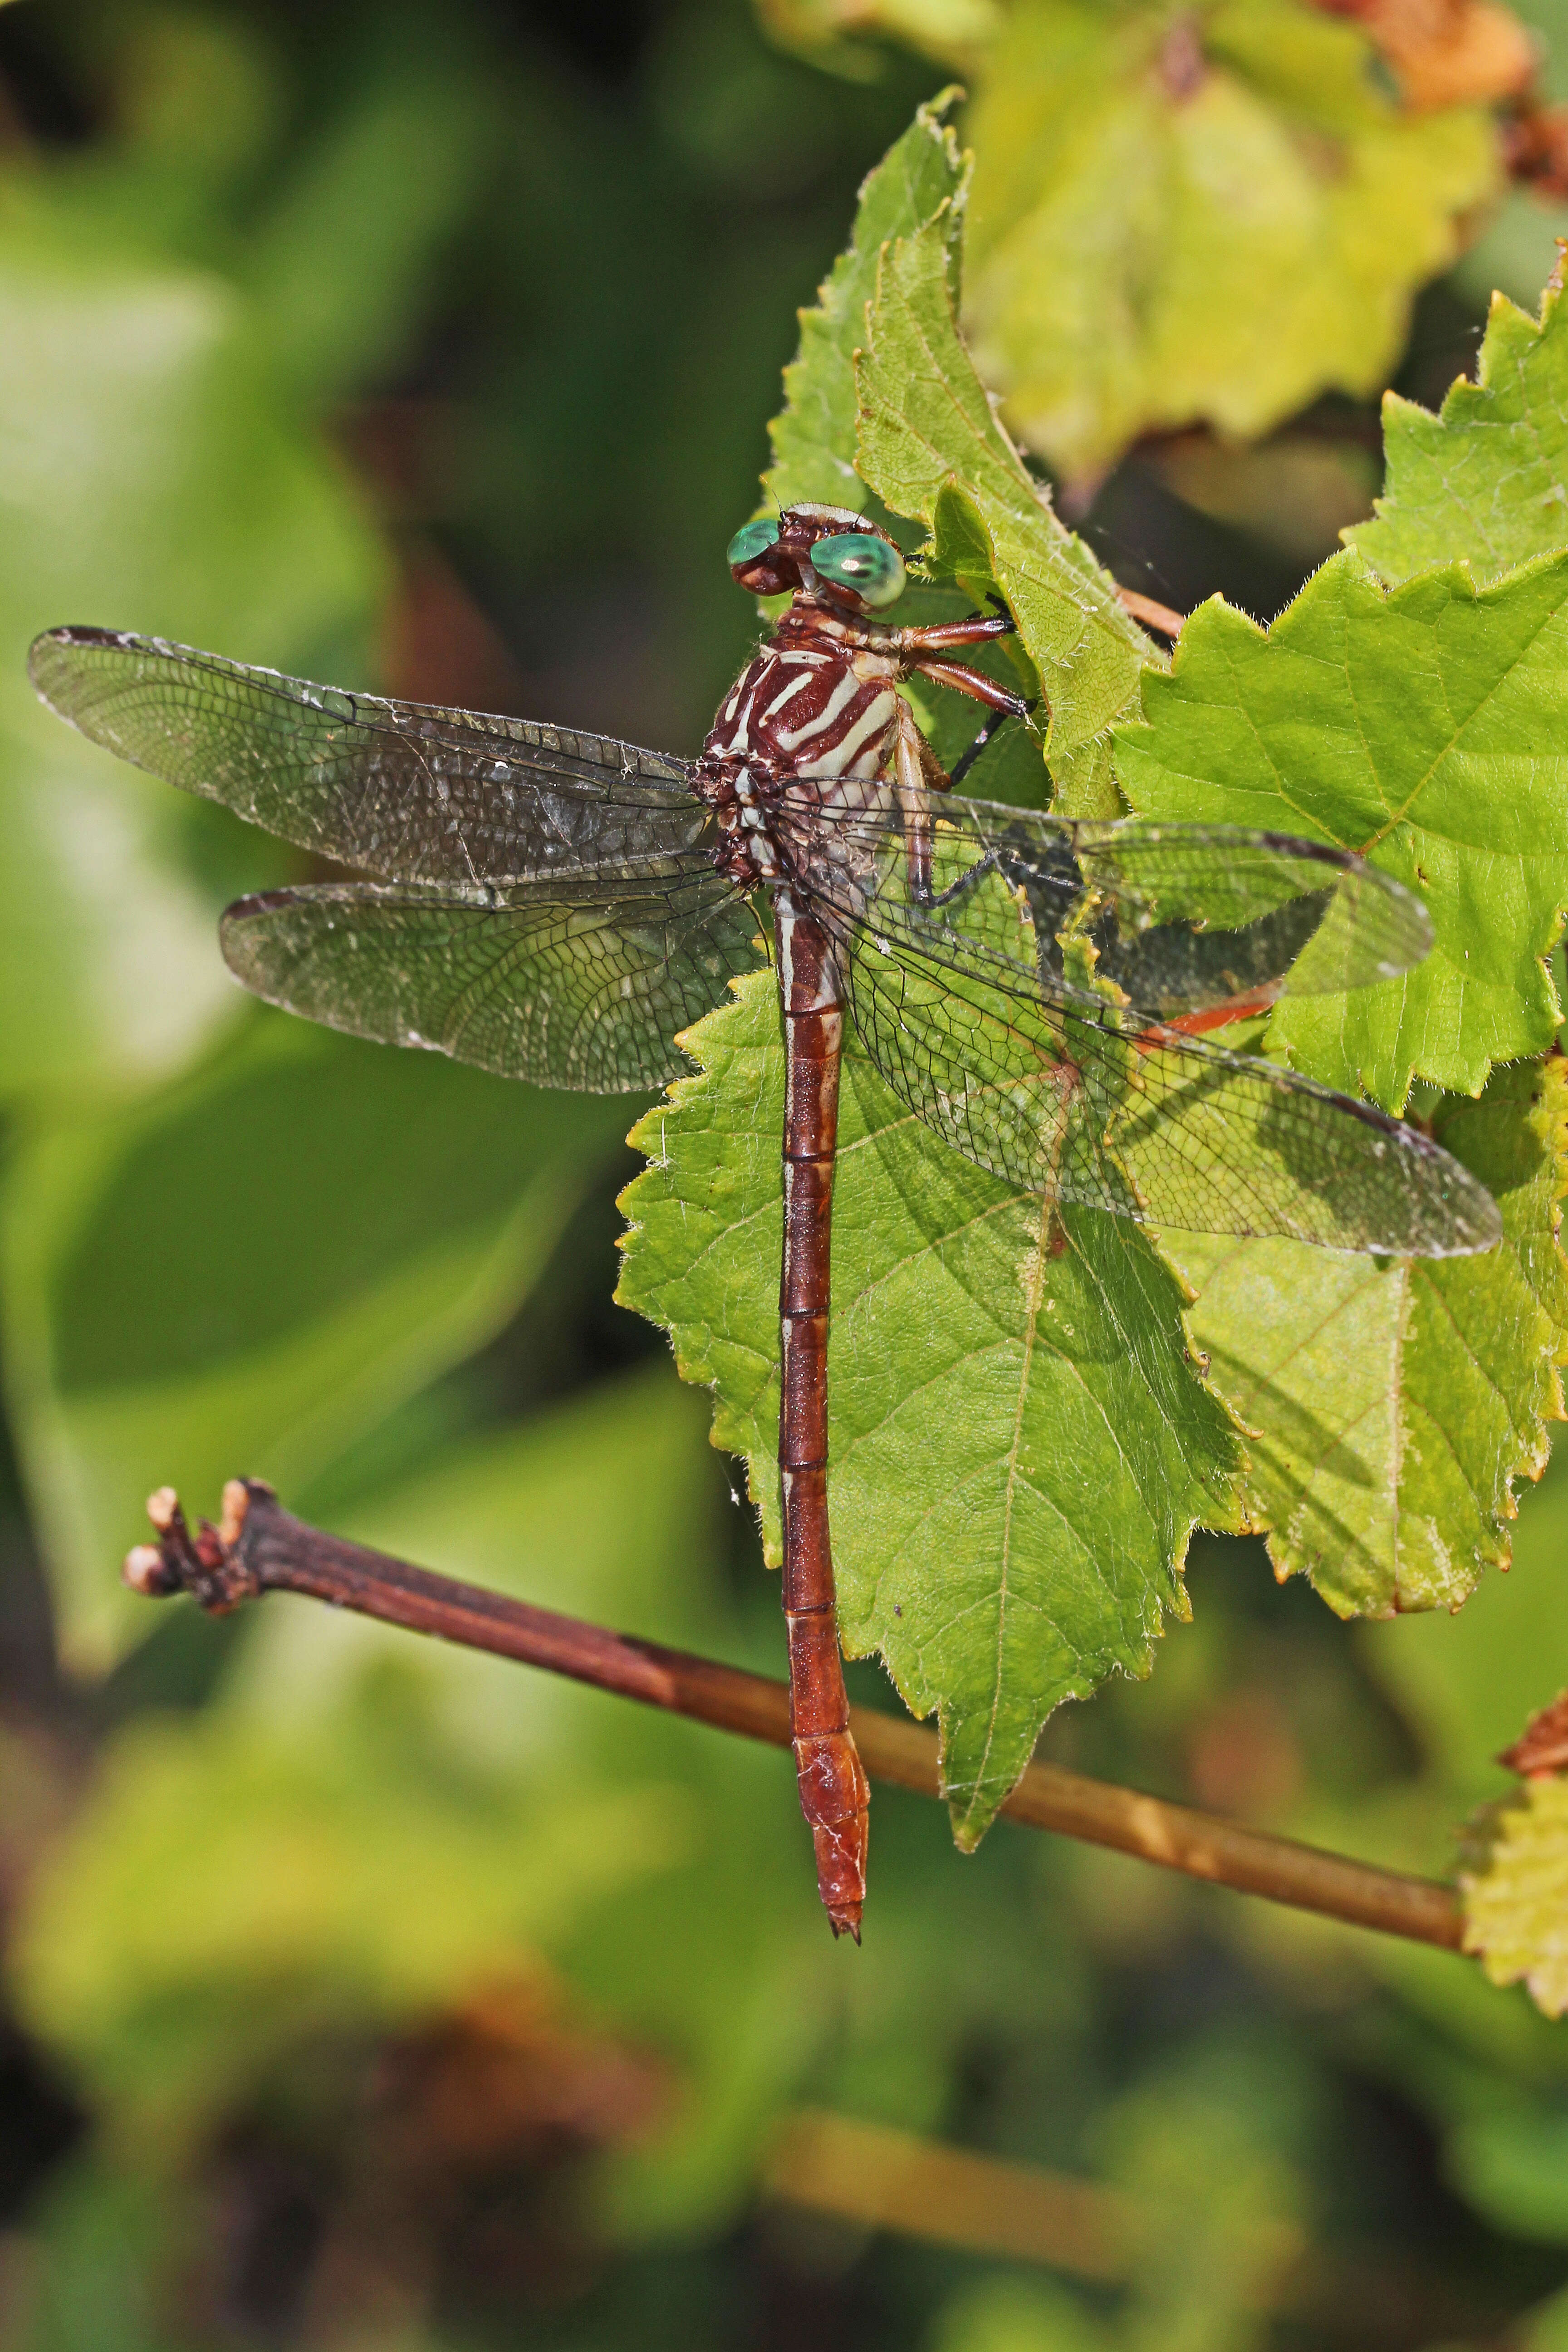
[1132, 985, 1281, 1051]
[910, 657, 1032, 717]
[897, 701, 1013, 909]
[1115, 585, 1185, 640]
[776, 893, 869, 1939]
[894, 607, 1017, 652]
[925, 849, 1003, 908]
[949, 707, 1018, 790]
[896, 701, 940, 904]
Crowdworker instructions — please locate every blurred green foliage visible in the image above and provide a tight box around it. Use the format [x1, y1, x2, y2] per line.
[752, 0, 1502, 481]
[961, 0, 1498, 482]
[1, 1, 1568, 2349]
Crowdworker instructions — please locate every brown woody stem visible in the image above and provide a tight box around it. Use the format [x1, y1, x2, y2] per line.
[127, 1480, 1464, 1955]
[1114, 586, 1186, 641]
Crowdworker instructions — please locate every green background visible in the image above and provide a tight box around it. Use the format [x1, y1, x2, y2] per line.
[1, 3, 1568, 2348]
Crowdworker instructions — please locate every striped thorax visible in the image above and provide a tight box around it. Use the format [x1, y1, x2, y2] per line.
[695, 615, 903, 893]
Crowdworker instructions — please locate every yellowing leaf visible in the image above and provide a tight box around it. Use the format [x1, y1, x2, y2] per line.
[753, 0, 1001, 75]
[1165, 1056, 1568, 1617]
[1461, 1775, 1568, 2017]
[960, 0, 1499, 482]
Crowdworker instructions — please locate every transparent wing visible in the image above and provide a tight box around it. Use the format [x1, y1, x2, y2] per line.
[786, 789, 1433, 1019]
[220, 872, 764, 1091]
[836, 922, 1499, 1257]
[29, 627, 710, 886]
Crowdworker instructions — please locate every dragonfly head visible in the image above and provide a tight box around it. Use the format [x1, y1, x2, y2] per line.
[726, 504, 906, 616]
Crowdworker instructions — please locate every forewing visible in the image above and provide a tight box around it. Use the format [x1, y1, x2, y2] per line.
[220, 873, 764, 1092]
[793, 790, 1434, 1018]
[29, 627, 708, 885]
[837, 922, 1500, 1256]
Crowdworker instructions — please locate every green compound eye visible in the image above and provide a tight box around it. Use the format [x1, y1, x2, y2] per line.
[727, 518, 781, 568]
[811, 531, 906, 608]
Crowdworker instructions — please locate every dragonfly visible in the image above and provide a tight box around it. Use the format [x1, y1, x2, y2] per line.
[29, 503, 1500, 1939]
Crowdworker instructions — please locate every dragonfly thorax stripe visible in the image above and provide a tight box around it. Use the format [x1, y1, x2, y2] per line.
[697, 639, 902, 898]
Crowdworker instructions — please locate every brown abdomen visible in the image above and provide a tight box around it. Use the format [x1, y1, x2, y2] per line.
[774, 890, 868, 1938]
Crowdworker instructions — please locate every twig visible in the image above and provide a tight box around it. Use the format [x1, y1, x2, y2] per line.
[765, 2109, 1135, 2277]
[127, 1480, 1465, 1954]
[764, 2109, 1503, 2336]
[1114, 585, 1186, 640]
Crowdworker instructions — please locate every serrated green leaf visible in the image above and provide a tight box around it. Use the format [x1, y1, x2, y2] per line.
[1165, 1056, 1568, 1618]
[764, 89, 966, 522]
[1348, 270, 1568, 588]
[617, 970, 1240, 1847]
[1461, 1774, 1568, 2018]
[960, 0, 1499, 482]
[854, 207, 1152, 774]
[1114, 549, 1568, 1108]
